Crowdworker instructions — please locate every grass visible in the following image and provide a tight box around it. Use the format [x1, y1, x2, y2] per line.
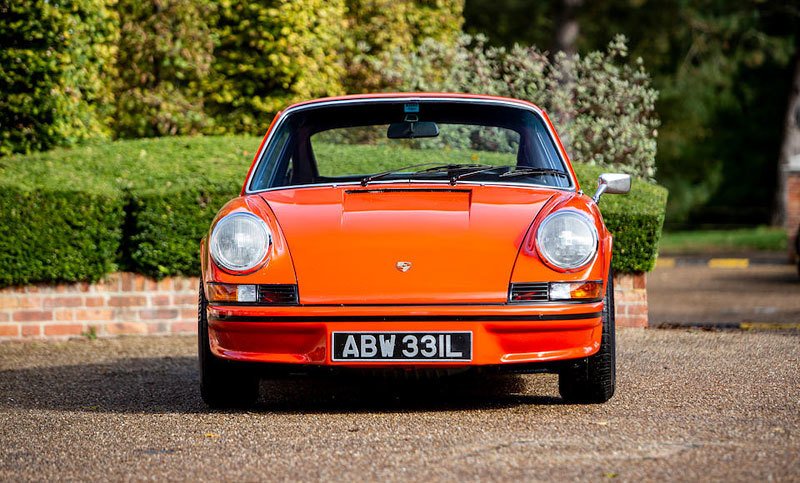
[658, 226, 787, 255]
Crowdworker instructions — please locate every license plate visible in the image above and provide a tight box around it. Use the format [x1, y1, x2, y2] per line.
[331, 331, 472, 362]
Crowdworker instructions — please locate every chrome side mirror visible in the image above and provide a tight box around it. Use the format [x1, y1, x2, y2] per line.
[592, 173, 631, 203]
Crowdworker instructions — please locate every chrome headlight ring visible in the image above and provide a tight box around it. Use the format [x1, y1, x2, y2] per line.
[535, 210, 598, 271]
[209, 212, 272, 273]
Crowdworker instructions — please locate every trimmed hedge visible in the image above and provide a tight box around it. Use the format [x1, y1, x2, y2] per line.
[0, 137, 254, 285]
[0, 136, 665, 286]
[0, 187, 123, 287]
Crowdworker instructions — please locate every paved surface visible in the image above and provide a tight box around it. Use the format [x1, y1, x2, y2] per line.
[649, 259, 800, 328]
[1, 331, 798, 481]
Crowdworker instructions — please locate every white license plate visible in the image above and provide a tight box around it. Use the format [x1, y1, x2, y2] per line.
[331, 331, 472, 362]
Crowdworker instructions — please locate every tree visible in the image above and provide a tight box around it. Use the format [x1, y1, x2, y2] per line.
[114, 0, 217, 138]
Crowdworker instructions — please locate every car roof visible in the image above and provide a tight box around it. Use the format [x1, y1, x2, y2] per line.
[282, 93, 543, 113]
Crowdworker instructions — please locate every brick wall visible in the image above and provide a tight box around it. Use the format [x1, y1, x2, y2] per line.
[786, 172, 800, 261]
[614, 273, 648, 328]
[0, 273, 199, 340]
[0, 272, 649, 340]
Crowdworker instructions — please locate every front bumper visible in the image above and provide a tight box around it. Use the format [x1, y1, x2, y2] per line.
[207, 303, 603, 367]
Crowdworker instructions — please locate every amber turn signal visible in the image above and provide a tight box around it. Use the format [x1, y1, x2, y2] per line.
[549, 281, 603, 301]
[207, 283, 257, 303]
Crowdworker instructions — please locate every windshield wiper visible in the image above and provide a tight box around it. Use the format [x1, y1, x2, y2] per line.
[360, 163, 493, 187]
[360, 163, 438, 186]
[499, 167, 568, 178]
[448, 166, 506, 185]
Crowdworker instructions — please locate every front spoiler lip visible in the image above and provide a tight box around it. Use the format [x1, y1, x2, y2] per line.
[210, 312, 602, 322]
[208, 301, 604, 321]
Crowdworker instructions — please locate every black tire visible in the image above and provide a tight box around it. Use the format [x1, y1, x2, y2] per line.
[198, 282, 259, 408]
[558, 274, 616, 403]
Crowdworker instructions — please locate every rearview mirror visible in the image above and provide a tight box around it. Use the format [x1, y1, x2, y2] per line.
[387, 121, 439, 139]
[592, 173, 631, 203]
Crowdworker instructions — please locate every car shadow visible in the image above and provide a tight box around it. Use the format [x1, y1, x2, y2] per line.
[0, 356, 564, 415]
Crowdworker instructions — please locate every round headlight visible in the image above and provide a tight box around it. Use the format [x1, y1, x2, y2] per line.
[536, 211, 598, 270]
[210, 212, 271, 272]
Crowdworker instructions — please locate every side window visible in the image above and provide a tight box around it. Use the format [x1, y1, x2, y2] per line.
[250, 127, 293, 190]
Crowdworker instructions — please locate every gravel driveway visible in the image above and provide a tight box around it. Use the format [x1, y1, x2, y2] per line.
[0, 329, 798, 481]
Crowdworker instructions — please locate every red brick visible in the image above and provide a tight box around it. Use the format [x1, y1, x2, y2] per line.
[0, 312, 9, 322]
[156, 279, 174, 291]
[94, 274, 121, 293]
[633, 274, 647, 290]
[613, 274, 634, 290]
[173, 294, 197, 306]
[180, 308, 197, 320]
[139, 308, 178, 320]
[615, 314, 647, 328]
[151, 295, 171, 306]
[170, 321, 197, 334]
[15, 296, 42, 309]
[21, 324, 41, 337]
[44, 324, 83, 336]
[120, 272, 136, 292]
[74, 309, 114, 321]
[42, 296, 83, 308]
[134, 275, 147, 292]
[85, 296, 105, 307]
[109, 295, 147, 307]
[105, 322, 148, 335]
[0, 324, 19, 337]
[0, 297, 19, 309]
[174, 278, 198, 291]
[624, 303, 648, 316]
[617, 290, 647, 304]
[13, 310, 53, 322]
[54, 309, 74, 321]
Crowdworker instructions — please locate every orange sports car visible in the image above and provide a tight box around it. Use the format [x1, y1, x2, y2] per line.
[198, 93, 631, 407]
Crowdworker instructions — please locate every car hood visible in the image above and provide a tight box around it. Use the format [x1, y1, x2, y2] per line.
[260, 185, 556, 304]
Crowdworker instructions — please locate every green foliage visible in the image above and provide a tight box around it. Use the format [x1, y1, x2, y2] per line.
[373, 34, 659, 180]
[0, 185, 124, 287]
[0, 136, 255, 284]
[113, 0, 217, 138]
[343, 0, 464, 92]
[0, 0, 118, 156]
[205, 0, 347, 134]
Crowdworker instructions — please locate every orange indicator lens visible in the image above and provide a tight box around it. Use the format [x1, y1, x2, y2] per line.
[207, 283, 238, 303]
[549, 281, 603, 301]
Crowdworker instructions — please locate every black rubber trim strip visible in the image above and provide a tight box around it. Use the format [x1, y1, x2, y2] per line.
[210, 312, 603, 323]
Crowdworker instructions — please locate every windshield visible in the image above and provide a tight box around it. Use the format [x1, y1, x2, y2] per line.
[248, 100, 572, 191]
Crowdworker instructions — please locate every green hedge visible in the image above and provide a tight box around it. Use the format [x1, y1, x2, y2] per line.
[0, 137, 253, 285]
[0, 186, 123, 287]
[0, 135, 665, 286]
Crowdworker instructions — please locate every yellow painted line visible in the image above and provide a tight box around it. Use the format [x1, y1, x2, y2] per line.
[740, 322, 800, 331]
[655, 257, 676, 269]
[708, 258, 749, 269]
